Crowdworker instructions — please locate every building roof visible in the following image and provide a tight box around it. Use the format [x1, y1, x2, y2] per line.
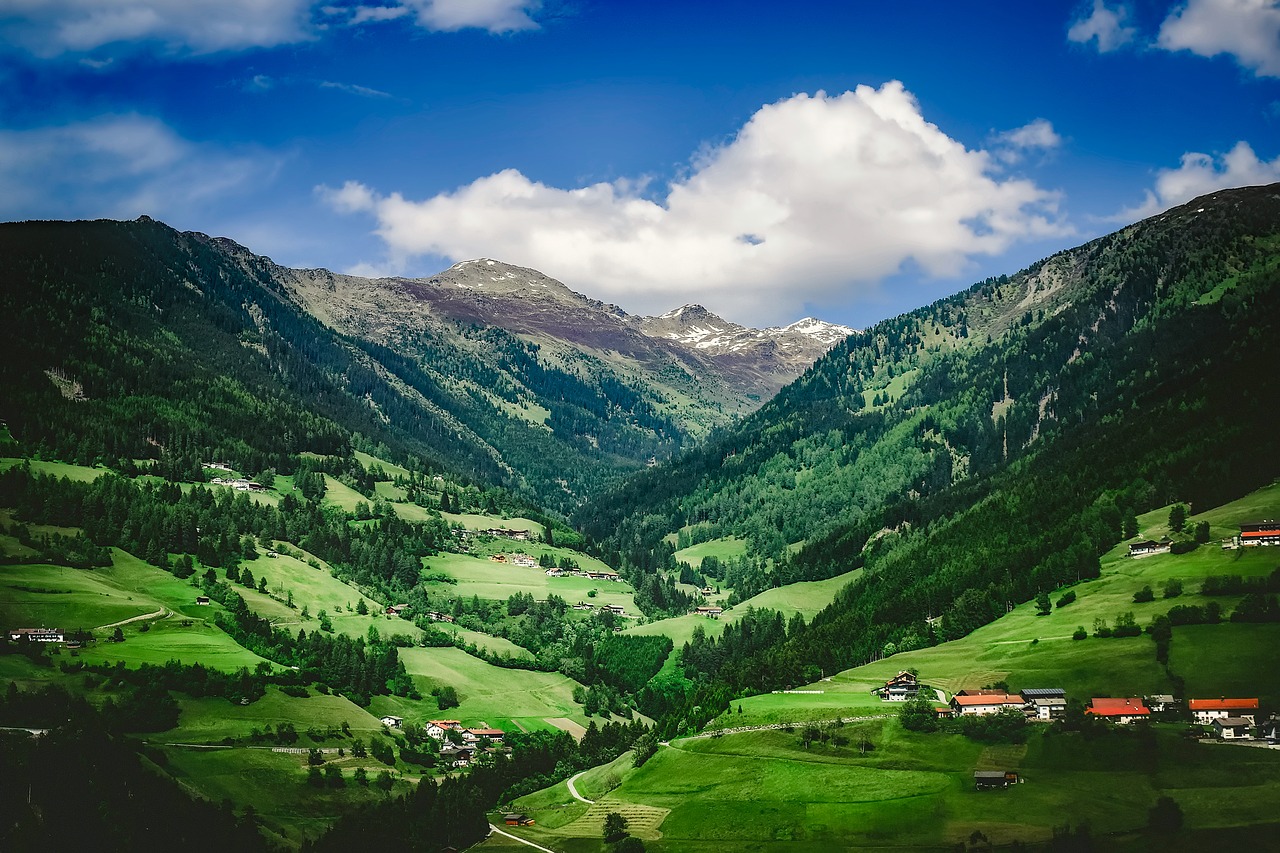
[1214, 717, 1253, 727]
[428, 719, 461, 727]
[1021, 688, 1066, 699]
[952, 693, 1023, 706]
[1033, 697, 1065, 707]
[973, 770, 1008, 779]
[1189, 698, 1259, 711]
[466, 728, 505, 737]
[1087, 697, 1150, 716]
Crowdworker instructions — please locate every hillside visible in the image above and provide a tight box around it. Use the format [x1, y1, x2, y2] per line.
[0, 219, 844, 515]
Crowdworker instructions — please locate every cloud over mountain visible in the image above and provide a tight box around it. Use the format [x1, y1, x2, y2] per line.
[321, 82, 1068, 325]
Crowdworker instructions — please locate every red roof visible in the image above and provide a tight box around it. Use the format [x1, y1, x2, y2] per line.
[1188, 698, 1258, 711]
[1087, 697, 1150, 716]
[466, 728, 505, 737]
[1241, 530, 1280, 537]
[952, 693, 1023, 706]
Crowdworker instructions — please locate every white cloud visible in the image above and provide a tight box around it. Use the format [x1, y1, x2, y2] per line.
[1158, 0, 1280, 76]
[0, 114, 274, 222]
[320, 82, 1069, 325]
[398, 0, 542, 33]
[1116, 141, 1280, 220]
[320, 80, 392, 98]
[993, 119, 1063, 164]
[0, 0, 316, 57]
[348, 5, 411, 25]
[1068, 0, 1138, 52]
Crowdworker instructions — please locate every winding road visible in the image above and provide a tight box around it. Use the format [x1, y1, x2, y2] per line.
[565, 771, 594, 804]
[96, 607, 167, 630]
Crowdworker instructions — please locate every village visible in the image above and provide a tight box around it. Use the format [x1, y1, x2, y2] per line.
[873, 670, 1278, 789]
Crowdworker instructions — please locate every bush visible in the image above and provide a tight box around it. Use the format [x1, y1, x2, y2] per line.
[1056, 590, 1077, 608]
[1161, 578, 1183, 599]
[1133, 585, 1154, 603]
[1170, 540, 1198, 555]
[1072, 626, 1087, 640]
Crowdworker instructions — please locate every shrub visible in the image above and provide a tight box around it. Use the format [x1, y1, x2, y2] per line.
[1056, 590, 1077, 608]
[1133, 585, 1154, 603]
[1072, 626, 1087, 640]
[1161, 578, 1183, 599]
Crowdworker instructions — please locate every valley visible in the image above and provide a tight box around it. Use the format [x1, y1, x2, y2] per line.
[2, 184, 1280, 851]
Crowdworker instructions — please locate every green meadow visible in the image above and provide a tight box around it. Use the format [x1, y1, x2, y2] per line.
[673, 536, 749, 567]
[426, 552, 638, 613]
[0, 457, 111, 482]
[371, 645, 589, 734]
[501, 721, 1280, 852]
[707, 490, 1280, 730]
[164, 685, 384, 743]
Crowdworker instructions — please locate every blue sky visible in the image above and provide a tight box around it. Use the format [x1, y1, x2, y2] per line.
[2, 0, 1279, 328]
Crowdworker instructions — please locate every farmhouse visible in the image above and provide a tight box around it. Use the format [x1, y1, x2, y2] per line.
[1086, 697, 1150, 724]
[1145, 694, 1179, 713]
[586, 571, 620, 581]
[1030, 697, 1067, 720]
[426, 720, 461, 740]
[876, 671, 921, 701]
[1128, 538, 1171, 557]
[695, 605, 723, 617]
[1212, 717, 1254, 740]
[951, 693, 1024, 716]
[974, 770, 1020, 790]
[463, 727, 504, 743]
[380, 715, 403, 729]
[195, 595, 211, 606]
[483, 528, 531, 542]
[509, 554, 538, 568]
[425, 611, 455, 624]
[1238, 522, 1280, 546]
[1189, 698, 1259, 724]
[7, 627, 64, 643]
[602, 604, 626, 615]
[572, 602, 594, 610]
[440, 746, 472, 767]
[386, 604, 409, 617]
[504, 813, 535, 826]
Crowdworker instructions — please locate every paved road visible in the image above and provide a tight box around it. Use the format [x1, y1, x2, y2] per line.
[488, 824, 560, 853]
[565, 771, 594, 804]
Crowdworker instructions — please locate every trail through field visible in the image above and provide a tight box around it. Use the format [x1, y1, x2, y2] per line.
[566, 771, 594, 804]
[488, 824, 560, 853]
[95, 607, 167, 630]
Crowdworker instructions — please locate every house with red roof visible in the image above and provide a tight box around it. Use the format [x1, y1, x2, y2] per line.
[462, 727, 505, 744]
[1189, 698, 1258, 725]
[426, 720, 462, 740]
[950, 693, 1025, 716]
[1238, 522, 1280, 546]
[1086, 697, 1150, 724]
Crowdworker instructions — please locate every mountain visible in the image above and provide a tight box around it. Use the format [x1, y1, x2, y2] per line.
[279, 256, 852, 408]
[0, 219, 846, 513]
[579, 182, 1280, 614]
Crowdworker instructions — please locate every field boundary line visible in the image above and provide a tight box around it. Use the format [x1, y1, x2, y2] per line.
[96, 607, 167, 630]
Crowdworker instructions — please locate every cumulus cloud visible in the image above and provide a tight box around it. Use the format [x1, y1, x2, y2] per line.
[0, 0, 316, 57]
[1158, 0, 1280, 76]
[1116, 141, 1280, 220]
[319, 82, 1069, 324]
[0, 114, 273, 222]
[1068, 0, 1138, 52]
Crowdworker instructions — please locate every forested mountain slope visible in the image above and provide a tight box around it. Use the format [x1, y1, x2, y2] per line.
[576, 184, 1280, 721]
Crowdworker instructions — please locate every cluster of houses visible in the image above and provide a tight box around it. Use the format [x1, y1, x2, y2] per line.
[694, 605, 724, 618]
[571, 602, 627, 617]
[544, 567, 621, 581]
[874, 672, 1273, 741]
[490, 553, 539, 568]
[208, 476, 268, 492]
[373, 717, 508, 768]
[460, 528, 532, 542]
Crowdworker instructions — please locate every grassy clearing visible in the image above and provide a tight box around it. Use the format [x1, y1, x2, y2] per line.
[0, 561, 158, 629]
[161, 745, 408, 848]
[353, 450, 411, 480]
[373, 646, 588, 733]
[445, 625, 535, 659]
[426, 552, 637, 613]
[673, 537, 748, 568]
[735, 569, 861, 622]
[164, 686, 383, 743]
[442, 512, 545, 536]
[0, 457, 111, 482]
[320, 475, 369, 513]
[77, 619, 274, 670]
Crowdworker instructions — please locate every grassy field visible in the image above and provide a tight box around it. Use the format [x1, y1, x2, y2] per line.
[371, 645, 589, 734]
[76, 618, 276, 670]
[426, 552, 638, 613]
[446, 625, 535, 659]
[443, 512, 545, 535]
[705, 490, 1280, 730]
[161, 745, 409, 848]
[500, 721, 1280, 852]
[321, 475, 370, 513]
[673, 536, 749, 568]
[164, 685, 384, 743]
[0, 457, 112, 482]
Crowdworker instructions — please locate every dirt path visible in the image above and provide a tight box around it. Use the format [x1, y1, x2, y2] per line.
[566, 771, 594, 804]
[488, 824, 560, 853]
[96, 607, 167, 630]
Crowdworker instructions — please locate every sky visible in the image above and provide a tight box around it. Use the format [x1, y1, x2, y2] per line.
[2, 0, 1279, 329]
